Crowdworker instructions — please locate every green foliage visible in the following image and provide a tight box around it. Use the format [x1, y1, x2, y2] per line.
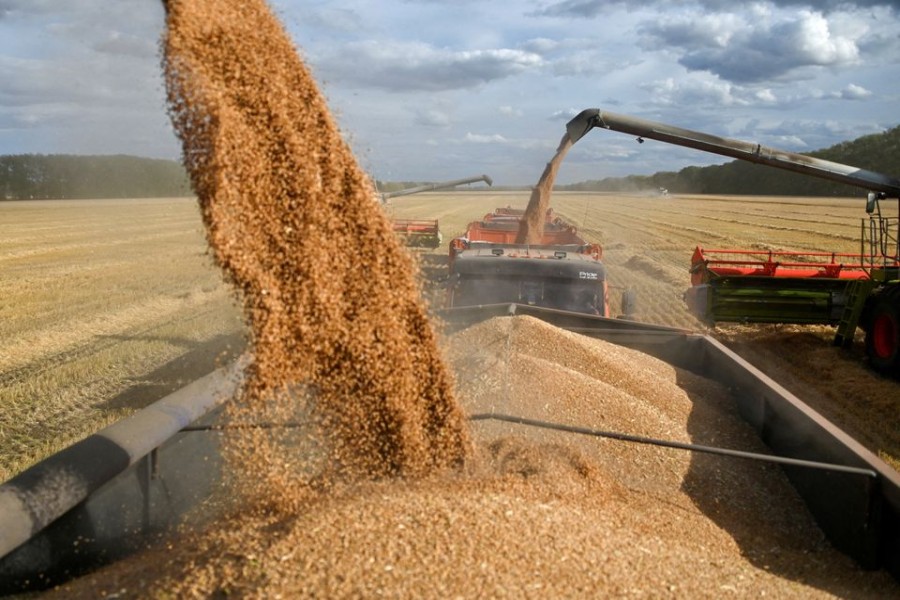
[559, 125, 900, 196]
[0, 154, 192, 200]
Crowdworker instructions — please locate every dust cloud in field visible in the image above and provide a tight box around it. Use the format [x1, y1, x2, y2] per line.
[516, 133, 573, 244]
[162, 0, 470, 508]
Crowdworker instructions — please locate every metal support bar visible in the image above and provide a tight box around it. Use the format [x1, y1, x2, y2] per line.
[203, 411, 878, 477]
[469, 412, 878, 477]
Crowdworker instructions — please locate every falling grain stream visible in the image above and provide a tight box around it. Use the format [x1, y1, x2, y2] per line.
[43, 0, 898, 596]
[516, 133, 573, 245]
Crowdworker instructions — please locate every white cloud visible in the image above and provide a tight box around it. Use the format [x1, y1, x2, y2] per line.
[549, 108, 580, 121]
[638, 77, 752, 107]
[636, 75, 874, 114]
[537, 1, 900, 18]
[754, 89, 777, 103]
[639, 7, 862, 82]
[465, 132, 508, 144]
[639, 12, 742, 51]
[740, 117, 885, 153]
[315, 41, 543, 92]
[838, 83, 872, 99]
[414, 108, 452, 127]
[772, 134, 809, 148]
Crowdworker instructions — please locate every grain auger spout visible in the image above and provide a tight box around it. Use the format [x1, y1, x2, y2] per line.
[566, 108, 900, 378]
[381, 174, 493, 200]
[565, 109, 900, 199]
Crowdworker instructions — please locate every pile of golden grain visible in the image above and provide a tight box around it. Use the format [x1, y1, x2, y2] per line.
[51, 317, 897, 597]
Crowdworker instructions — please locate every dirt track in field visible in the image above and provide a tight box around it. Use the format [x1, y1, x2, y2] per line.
[387, 190, 900, 470]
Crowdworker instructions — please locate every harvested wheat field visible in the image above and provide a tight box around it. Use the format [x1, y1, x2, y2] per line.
[6, 193, 896, 481]
[47, 315, 897, 597]
[0, 197, 245, 480]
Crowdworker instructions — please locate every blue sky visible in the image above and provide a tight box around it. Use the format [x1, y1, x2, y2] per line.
[1, 0, 898, 185]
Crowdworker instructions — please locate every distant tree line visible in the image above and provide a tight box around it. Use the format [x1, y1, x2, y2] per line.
[0, 154, 192, 200]
[5, 124, 899, 200]
[559, 125, 900, 197]
[0, 157, 482, 201]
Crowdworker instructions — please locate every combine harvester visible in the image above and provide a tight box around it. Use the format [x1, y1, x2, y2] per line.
[385, 174, 493, 249]
[2, 129, 900, 593]
[447, 207, 620, 317]
[566, 108, 900, 378]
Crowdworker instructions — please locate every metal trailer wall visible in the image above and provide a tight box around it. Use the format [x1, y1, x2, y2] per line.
[0, 362, 243, 593]
[0, 305, 898, 592]
[438, 304, 900, 579]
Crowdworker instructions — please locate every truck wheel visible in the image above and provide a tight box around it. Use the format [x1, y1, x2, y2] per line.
[864, 291, 900, 378]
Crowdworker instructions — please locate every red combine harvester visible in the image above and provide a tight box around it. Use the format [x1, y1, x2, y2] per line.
[447, 208, 610, 316]
[390, 218, 443, 248]
[383, 174, 493, 248]
[566, 108, 900, 377]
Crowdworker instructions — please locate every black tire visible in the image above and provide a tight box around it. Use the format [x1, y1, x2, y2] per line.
[864, 288, 900, 378]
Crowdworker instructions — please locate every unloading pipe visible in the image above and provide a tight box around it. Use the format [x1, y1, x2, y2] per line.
[566, 109, 900, 197]
[381, 174, 493, 199]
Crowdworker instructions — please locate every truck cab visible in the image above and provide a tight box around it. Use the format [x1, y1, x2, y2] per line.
[447, 209, 609, 316]
[448, 243, 608, 315]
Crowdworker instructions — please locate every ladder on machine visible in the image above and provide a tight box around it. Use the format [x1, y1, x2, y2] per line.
[833, 279, 875, 348]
